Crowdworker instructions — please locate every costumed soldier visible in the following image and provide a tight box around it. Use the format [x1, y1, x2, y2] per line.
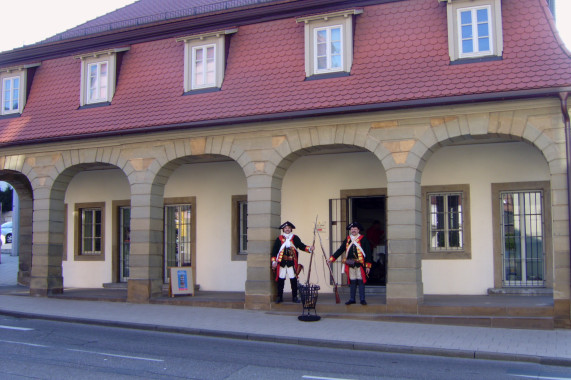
[271, 221, 314, 303]
[329, 222, 372, 305]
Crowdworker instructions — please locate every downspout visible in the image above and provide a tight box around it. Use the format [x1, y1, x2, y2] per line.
[560, 92, 571, 297]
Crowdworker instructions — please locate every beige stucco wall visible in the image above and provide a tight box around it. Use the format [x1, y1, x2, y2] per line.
[64, 169, 131, 287]
[165, 161, 247, 291]
[421, 141, 550, 294]
[63, 161, 247, 290]
[281, 151, 387, 292]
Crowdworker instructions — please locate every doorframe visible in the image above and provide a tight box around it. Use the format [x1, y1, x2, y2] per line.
[163, 196, 197, 286]
[340, 188, 388, 286]
[112, 200, 130, 283]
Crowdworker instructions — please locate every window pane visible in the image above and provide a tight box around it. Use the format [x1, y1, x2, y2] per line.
[476, 8, 488, 23]
[331, 27, 341, 42]
[461, 25, 473, 39]
[460, 10, 472, 25]
[331, 54, 341, 68]
[478, 37, 490, 51]
[462, 39, 473, 53]
[477, 23, 489, 38]
[317, 57, 327, 70]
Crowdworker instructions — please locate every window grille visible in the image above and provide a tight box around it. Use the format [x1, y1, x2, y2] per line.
[501, 191, 544, 287]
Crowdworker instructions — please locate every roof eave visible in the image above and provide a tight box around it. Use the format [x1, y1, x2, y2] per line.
[2, 87, 568, 149]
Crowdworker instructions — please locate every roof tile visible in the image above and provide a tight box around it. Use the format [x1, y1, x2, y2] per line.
[1, 0, 570, 143]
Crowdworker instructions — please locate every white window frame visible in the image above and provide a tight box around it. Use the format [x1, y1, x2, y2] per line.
[441, 0, 503, 61]
[86, 61, 109, 104]
[422, 184, 471, 260]
[2, 76, 20, 115]
[427, 192, 464, 251]
[297, 9, 363, 78]
[0, 66, 32, 116]
[313, 25, 344, 74]
[191, 44, 217, 90]
[81, 208, 103, 255]
[177, 29, 237, 92]
[77, 47, 129, 106]
[74, 202, 105, 261]
[457, 5, 493, 58]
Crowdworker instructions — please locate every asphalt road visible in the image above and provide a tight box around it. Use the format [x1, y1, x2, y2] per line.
[0, 315, 570, 379]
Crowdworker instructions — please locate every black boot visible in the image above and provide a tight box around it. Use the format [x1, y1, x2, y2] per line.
[358, 280, 367, 305]
[276, 278, 285, 303]
[291, 278, 300, 303]
[345, 280, 357, 305]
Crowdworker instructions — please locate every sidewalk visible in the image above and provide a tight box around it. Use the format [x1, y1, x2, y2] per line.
[0, 293, 570, 367]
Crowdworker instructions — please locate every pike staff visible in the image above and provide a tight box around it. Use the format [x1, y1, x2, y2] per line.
[316, 224, 341, 304]
[305, 214, 318, 285]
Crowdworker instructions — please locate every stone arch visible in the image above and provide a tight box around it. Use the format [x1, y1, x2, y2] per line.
[26, 147, 130, 296]
[409, 109, 565, 297]
[0, 169, 34, 286]
[124, 136, 248, 300]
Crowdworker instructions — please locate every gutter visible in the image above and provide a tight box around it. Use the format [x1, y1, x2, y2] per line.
[561, 92, 571, 294]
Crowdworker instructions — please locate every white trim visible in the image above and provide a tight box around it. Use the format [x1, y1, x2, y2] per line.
[313, 25, 344, 74]
[1, 69, 26, 115]
[191, 44, 217, 90]
[299, 10, 359, 77]
[457, 5, 493, 58]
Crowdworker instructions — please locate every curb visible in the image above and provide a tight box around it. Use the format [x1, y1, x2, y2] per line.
[1, 308, 570, 367]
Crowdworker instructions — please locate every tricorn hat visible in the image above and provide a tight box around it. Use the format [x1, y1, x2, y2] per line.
[279, 221, 296, 230]
[346, 221, 363, 231]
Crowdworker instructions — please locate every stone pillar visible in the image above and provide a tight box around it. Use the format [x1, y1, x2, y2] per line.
[29, 186, 65, 296]
[16, 190, 33, 286]
[127, 182, 165, 303]
[385, 168, 423, 312]
[244, 174, 281, 310]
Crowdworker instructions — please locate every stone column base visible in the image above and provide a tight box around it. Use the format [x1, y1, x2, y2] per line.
[127, 279, 162, 303]
[29, 276, 63, 296]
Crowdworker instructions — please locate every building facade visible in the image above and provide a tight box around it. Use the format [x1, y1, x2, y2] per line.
[1, 0, 570, 326]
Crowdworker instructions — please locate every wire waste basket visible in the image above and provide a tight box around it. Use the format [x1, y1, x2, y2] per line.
[298, 282, 321, 322]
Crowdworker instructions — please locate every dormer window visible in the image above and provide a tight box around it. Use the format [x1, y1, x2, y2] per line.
[77, 47, 129, 107]
[458, 6, 492, 57]
[0, 63, 39, 116]
[87, 61, 109, 103]
[441, 0, 503, 62]
[177, 28, 237, 93]
[315, 25, 343, 74]
[192, 44, 216, 89]
[297, 9, 363, 78]
[2, 76, 20, 115]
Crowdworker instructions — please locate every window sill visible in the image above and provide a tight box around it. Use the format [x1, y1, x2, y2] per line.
[183, 87, 220, 96]
[78, 102, 111, 110]
[450, 55, 502, 65]
[422, 251, 471, 260]
[0, 113, 21, 119]
[305, 71, 350, 81]
[74, 253, 105, 261]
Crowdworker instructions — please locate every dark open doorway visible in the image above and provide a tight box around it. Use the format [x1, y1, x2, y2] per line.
[350, 196, 386, 286]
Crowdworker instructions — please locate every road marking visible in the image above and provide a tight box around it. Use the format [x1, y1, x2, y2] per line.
[67, 348, 164, 362]
[0, 325, 33, 331]
[302, 376, 356, 380]
[512, 375, 571, 380]
[0, 339, 48, 347]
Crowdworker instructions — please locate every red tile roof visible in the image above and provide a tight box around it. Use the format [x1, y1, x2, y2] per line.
[42, 0, 284, 44]
[1, 0, 570, 145]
